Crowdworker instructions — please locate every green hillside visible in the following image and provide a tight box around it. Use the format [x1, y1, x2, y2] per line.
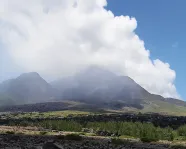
[141, 99, 186, 116]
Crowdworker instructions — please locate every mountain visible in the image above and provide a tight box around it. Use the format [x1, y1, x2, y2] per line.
[0, 67, 186, 115]
[51, 66, 146, 103]
[51, 66, 186, 115]
[0, 72, 56, 106]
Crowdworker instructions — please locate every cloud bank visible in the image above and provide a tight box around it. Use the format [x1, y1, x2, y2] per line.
[0, 0, 179, 98]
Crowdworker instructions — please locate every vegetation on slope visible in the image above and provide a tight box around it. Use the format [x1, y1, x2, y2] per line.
[141, 99, 186, 116]
[5, 110, 92, 119]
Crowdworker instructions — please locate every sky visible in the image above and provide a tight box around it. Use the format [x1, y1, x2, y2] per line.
[106, 0, 186, 99]
[0, 0, 185, 100]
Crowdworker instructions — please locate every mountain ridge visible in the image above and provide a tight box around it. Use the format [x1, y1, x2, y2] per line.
[0, 67, 185, 115]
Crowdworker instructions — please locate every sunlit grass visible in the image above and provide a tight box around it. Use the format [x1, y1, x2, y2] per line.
[8, 110, 92, 119]
[141, 99, 186, 116]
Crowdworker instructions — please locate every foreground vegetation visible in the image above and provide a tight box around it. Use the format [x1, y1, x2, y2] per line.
[3, 110, 186, 147]
[7, 119, 186, 143]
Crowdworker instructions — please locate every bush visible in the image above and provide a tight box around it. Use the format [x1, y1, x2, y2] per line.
[170, 144, 186, 149]
[82, 128, 93, 133]
[140, 137, 159, 143]
[77, 132, 86, 135]
[111, 138, 125, 145]
[6, 131, 15, 134]
[178, 125, 186, 136]
[11, 118, 177, 141]
[86, 121, 174, 141]
[16, 132, 24, 135]
[156, 127, 176, 141]
[39, 131, 48, 135]
[37, 120, 82, 132]
[19, 121, 31, 127]
[65, 134, 82, 141]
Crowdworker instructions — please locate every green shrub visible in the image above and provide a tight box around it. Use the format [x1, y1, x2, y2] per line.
[39, 131, 48, 135]
[140, 137, 159, 143]
[77, 132, 86, 135]
[111, 138, 125, 145]
[10, 118, 178, 141]
[19, 121, 31, 127]
[65, 134, 82, 141]
[6, 131, 15, 134]
[86, 121, 176, 141]
[16, 132, 24, 135]
[178, 125, 186, 136]
[170, 144, 186, 149]
[37, 120, 82, 132]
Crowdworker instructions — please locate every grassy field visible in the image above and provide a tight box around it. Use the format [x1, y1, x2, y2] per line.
[7, 110, 93, 119]
[6, 105, 186, 119]
[141, 99, 186, 116]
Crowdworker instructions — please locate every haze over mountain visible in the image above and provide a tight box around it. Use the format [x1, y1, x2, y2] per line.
[51, 66, 186, 111]
[51, 66, 148, 108]
[0, 66, 185, 115]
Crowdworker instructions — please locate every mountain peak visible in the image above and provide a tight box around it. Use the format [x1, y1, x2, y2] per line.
[20, 72, 39, 76]
[18, 72, 41, 80]
[0, 71, 56, 105]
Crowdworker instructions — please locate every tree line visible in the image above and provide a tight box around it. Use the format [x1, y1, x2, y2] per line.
[9, 119, 186, 142]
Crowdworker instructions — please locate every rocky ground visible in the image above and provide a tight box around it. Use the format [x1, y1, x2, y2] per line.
[0, 134, 176, 149]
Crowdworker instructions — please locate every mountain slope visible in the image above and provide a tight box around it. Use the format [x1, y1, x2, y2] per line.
[0, 72, 56, 105]
[51, 66, 186, 113]
[0, 67, 185, 115]
[51, 67, 148, 107]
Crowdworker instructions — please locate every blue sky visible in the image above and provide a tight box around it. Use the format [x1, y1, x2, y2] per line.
[0, 0, 184, 99]
[107, 0, 186, 100]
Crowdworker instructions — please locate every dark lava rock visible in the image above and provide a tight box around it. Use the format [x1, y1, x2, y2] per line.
[43, 142, 64, 149]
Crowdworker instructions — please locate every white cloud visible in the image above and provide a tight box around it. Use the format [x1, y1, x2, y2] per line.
[0, 0, 179, 98]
